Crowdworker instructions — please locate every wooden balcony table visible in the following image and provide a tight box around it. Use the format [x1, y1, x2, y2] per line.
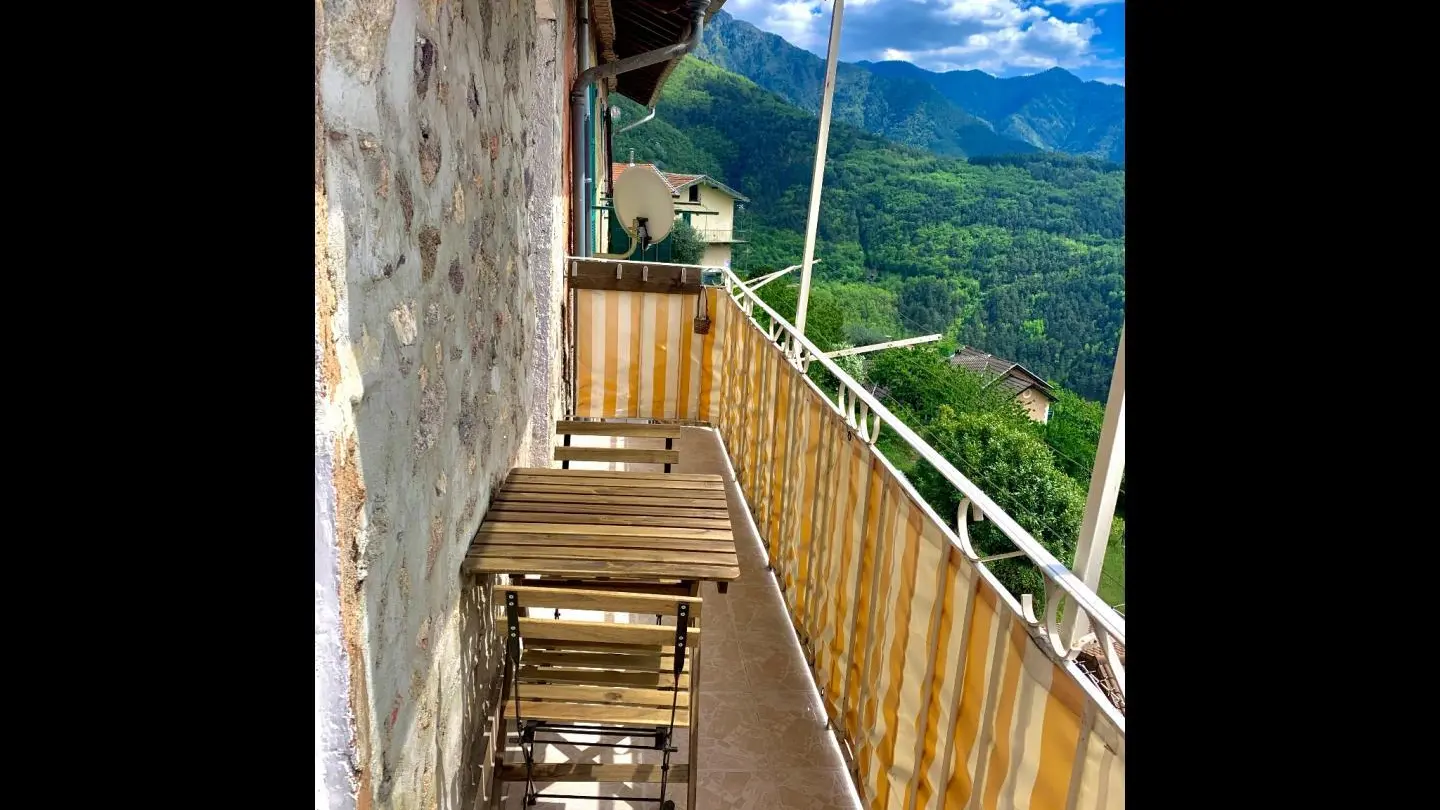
[464, 467, 740, 593]
[467, 467, 740, 807]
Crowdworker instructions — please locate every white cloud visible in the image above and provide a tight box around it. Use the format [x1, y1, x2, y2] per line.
[724, 1, 1122, 80]
[724, 0, 829, 52]
[1093, 75, 1124, 85]
[1045, 0, 1124, 10]
[886, 5, 1105, 74]
[768, 2, 829, 50]
[939, 0, 1047, 27]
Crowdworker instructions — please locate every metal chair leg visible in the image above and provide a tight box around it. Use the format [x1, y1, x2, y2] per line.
[657, 601, 690, 809]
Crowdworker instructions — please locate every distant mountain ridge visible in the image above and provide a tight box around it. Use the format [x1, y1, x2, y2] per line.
[692, 10, 1124, 163]
[859, 61, 1125, 162]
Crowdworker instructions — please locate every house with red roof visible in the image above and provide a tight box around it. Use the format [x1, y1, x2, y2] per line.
[601, 159, 749, 268]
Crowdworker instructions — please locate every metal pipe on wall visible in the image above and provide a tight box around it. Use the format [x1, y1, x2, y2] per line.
[573, 2, 591, 255]
[570, 0, 711, 258]
[616, 106, 657, 134]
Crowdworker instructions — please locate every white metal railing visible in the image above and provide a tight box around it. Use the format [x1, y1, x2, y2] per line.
[690, 227, 744, 242]
[717, 267, 1127, 701]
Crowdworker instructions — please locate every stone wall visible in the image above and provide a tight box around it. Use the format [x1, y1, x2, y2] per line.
[315, 1, 569, 808]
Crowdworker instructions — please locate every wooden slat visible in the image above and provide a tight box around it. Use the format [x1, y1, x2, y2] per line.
[526, 580, 695, 598]
[493, 492, 730, 510]
[520, 700, 690, 727]
[525, 646, 684, 669]
[482, 533, 732, 552]
[519, 618, 701, 646]
[568, 260, 703, 295]
[485, 511, 733, 530]
[503, 585, 700, 616]
[506, 482, 727, 500]
[518, 665, 690, 689]
[498, 763, 690, 783]
[524, 648, 685, 668]
[528, 639, 677, 654]
[511, 468, 719, 483]
[476, 531, 733, 551]
[553, 447, 680, 465]
[480, 522, 733, 540]
[489, 499, 732, 519]
[510, 472, 723, 491]
[554, 421, 684, 439]
[517, 682, 689, 709]
[524, 650, 685, 673]
[483, 544, 737, 567]
[465, 556, 741, 580]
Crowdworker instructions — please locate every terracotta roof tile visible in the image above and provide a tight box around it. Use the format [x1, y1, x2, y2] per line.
[608, 162, 749, 202]
[949, 346, 1053, 397]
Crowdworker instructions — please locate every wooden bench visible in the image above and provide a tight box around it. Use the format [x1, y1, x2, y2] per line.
[554, 420, 683, 473]
[497, 585, 701, 810]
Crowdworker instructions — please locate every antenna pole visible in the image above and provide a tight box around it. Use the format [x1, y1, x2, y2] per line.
[794, 0, 844, 338]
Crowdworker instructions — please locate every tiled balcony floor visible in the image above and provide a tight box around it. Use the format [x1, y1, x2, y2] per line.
[497, 427, 862, 809]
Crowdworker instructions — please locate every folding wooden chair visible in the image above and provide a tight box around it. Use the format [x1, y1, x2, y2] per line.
[553, 420, 682, 473]
[497, 585, 701, 809]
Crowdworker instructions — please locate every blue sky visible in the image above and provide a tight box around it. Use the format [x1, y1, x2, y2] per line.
[720, 0, 1125, 84]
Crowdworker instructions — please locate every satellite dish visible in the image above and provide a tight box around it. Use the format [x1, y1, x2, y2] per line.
[613, 165, 675, 246]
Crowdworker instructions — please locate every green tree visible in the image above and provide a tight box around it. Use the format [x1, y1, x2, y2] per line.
[755, 282, 845, 351]
[1044, 386, 1126, 514]
[898, 276, 968, 335]
[668, 219, 707, 265]
[867, 347, 1024, 422]
[828, 344, 867, 386]
[909, 407, 1087, 605]
[1044, 388, 1103, 481]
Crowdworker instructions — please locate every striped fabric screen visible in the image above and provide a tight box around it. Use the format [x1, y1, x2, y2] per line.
[713, 293, 1125, 810]
[573, 286, 1125, 810]
[572, 287, 728, 420]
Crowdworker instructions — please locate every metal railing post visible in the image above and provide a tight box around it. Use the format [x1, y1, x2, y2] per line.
[1062, 326, 1125, 649]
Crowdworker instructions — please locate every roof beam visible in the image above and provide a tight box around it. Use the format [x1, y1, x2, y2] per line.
[824, 333, 942, 358]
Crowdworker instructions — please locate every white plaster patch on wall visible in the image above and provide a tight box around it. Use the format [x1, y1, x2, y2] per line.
[384, 0, 420, 120]
[390, 302, 418, 346]
[524, 7, 566, 468]
[316, 441, 359, 810]
[322, 60, 385, 136]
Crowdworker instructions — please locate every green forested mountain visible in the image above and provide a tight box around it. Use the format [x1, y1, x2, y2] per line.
[614, 57, 1125, 400]
[693, 10, 1123, 163]
[860, 61, 1125, 163]
[693, 11, 1036, 159]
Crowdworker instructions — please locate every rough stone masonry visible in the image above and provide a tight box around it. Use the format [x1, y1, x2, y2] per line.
[315, 1, 569, 808]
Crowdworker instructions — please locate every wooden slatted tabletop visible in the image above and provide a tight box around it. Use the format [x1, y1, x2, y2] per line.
[464, 468, 741, 583]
